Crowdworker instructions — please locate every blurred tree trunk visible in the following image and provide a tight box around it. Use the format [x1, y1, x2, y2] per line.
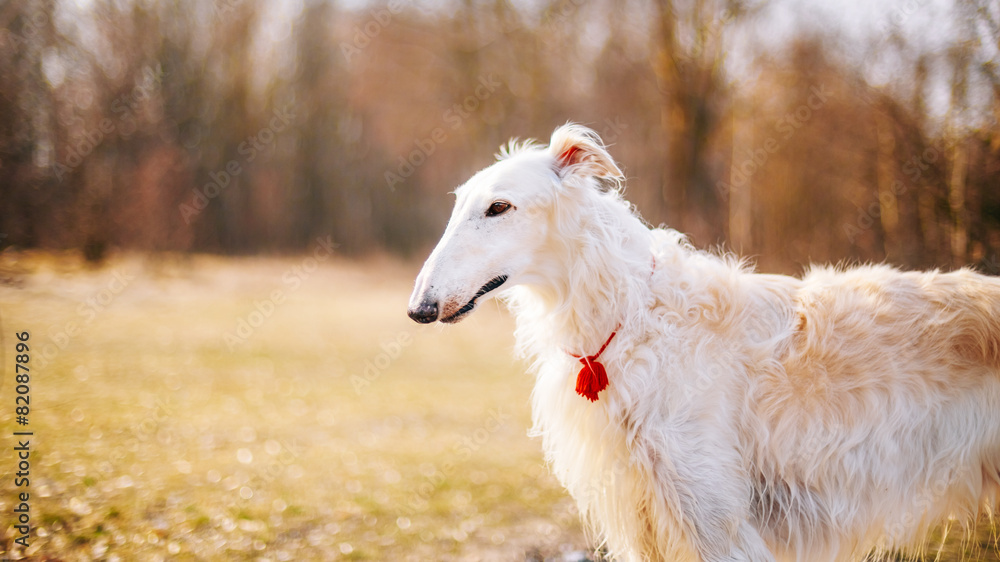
[291, 1, 339, 250]
[875, 111, 899, 261]
[651, 0, 737, 240]
[959, 0, 999, 126]
[0, 0, 59, 248]
[949, 140, 969, 266]
[728, 96, 751, 252]
[947, 41, 972, 267]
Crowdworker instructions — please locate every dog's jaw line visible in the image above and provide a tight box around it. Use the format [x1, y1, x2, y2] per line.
[440, 275, 508, 323]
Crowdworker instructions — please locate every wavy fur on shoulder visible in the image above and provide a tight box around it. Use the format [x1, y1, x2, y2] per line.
[408, 123, 1000, 562]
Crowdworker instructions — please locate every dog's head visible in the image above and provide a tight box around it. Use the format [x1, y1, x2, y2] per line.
[407, 123, 624, 324]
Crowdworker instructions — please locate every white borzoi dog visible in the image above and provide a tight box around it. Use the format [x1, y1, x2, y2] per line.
[407, 123, 1000, 562]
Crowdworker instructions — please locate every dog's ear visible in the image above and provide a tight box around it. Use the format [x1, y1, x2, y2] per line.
[549, 123, 624, 184]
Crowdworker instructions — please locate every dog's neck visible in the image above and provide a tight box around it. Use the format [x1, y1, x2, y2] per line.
[507, 197, 664, 356]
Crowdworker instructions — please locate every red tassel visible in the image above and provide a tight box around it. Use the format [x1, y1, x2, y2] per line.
[570, 330, 618, 402]
[575, 358, 608, 402]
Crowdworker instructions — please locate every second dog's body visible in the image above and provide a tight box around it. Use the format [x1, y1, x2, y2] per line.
[408, 124, 1000, 561]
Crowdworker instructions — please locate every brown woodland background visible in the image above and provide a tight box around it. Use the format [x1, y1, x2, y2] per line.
[1, 0, 998, 274]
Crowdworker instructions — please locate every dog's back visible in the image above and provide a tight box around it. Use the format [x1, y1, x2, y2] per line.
[798, 265, 1000, 367]
[745, 264, 1000, 560]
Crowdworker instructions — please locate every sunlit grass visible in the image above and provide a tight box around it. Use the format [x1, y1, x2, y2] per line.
[0, 252, 996, 561]
[0, 253, 586, 561]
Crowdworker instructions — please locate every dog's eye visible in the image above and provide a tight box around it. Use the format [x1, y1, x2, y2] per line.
[486, 201, 512, 217]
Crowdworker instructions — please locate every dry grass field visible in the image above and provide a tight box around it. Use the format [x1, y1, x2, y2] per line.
[0, 252, 996, 561]
[0, 252, 586, 561]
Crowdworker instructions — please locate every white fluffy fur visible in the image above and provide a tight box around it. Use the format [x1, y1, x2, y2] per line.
[408, 123, 1000, 562]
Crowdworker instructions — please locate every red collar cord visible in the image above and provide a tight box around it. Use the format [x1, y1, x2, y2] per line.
[569, 256, 656, 402]
[570, 328, 618, 402]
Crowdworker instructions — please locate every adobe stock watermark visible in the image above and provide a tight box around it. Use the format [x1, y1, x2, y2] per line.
[36, 268, 136, 369]
[982, 253, 1000, 273]
[350, 331, 413, 394]
[53, 64, 166, 181]
[384, 74, 504, 190]
[678, 362, 729, 402]
[787, 422, 845, 471]
[876, 0, 933, 35]
[542, 0, 587, 26]
[574, 457, 630, 508]
[238, 438, 307, 501]
[339, 0, 408, 62]
[716, 84, 833, 200]
[599, 116, 629, 145]
[223, 235, 337, 350]
[843, 180, 909, 244]
[843, 135, 962, 243]
[179, 101, 296, 224]
[884, 463, 975, 544]
[484, 0, 590, 42]
[404, 407, 511, 512]
[466, 0, 586, 52]
[0, 9, 49, 55]
[669, 7, 739, 65]
[127, 396, 175, 445]
[213, 0, 250, 17]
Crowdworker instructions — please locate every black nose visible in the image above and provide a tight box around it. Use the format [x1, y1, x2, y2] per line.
[408, 301, 439, 324]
